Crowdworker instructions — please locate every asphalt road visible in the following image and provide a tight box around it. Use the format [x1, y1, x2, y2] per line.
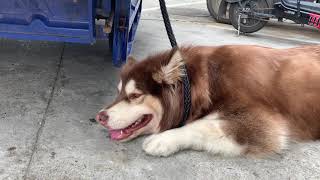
[0, 0, 319, 179]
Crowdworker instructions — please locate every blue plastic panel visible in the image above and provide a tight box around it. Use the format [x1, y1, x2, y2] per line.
[101, 0, 112, 16]
[112, 0, 141, 67]
[0, 0, 95, 43]
[0, 0, 141, 67]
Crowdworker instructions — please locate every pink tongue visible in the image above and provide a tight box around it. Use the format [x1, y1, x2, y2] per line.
[109, 130, 130, 140]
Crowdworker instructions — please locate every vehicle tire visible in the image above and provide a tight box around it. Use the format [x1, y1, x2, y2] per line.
[229, 0, 268, 33]
[207, 0, 230, 24]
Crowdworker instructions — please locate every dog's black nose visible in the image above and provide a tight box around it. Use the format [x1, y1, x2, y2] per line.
[96, 111, 109, 124]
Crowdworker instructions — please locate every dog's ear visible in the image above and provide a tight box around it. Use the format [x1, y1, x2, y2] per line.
[127, 56, 137, 65]
[152, 49, 185, 85]
[122, 56, 137, 71]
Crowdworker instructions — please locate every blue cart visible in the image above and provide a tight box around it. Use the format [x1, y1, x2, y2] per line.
[0, 0, 141, 67]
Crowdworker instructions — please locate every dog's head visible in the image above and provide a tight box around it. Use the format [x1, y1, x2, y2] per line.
[96, 49, 186, 141]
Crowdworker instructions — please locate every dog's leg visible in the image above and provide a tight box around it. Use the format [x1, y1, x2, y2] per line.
[143, 110, 289, 157]
[142, 113, 244, 157]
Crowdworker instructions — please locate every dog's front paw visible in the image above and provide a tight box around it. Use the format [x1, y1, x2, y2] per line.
[142, 133, 180, 157]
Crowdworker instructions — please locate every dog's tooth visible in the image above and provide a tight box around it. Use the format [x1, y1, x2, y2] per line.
[120, 130, 123, 134]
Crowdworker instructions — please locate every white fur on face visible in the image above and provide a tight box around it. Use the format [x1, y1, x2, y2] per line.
[124, 95, 163, 141]
[143, 113, 244, 157]
[104, 93, 163, 140]
[125, 79, 141, 95]
[117, 80, 122, 92]
[107, 100, 148, 129]
[101, 79, 163, 141]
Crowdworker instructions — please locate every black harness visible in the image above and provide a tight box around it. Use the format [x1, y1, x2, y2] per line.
[158, 0, 191, 127]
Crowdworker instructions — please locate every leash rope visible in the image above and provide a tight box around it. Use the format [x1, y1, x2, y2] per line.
[158, 0, 191, 127]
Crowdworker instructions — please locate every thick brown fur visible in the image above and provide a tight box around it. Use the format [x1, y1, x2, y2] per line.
[94, 45, 320, 156]
[120, 45, 320, 154]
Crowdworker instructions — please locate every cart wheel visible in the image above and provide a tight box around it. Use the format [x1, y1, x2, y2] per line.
[229, 0, 268, 33]
[206, 0, 230, 24]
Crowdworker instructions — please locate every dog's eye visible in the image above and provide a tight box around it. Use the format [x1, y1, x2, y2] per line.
[129, 93, 142, 100]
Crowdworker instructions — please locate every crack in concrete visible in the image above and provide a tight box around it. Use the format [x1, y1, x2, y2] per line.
[23, 43, 65, 180]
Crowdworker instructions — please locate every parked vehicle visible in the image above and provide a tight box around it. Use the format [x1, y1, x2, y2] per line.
[206, 0, 320, 33]
[207, 0, 231, 23]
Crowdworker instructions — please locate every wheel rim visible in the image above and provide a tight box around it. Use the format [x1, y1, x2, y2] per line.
[235, 0, 265, 28]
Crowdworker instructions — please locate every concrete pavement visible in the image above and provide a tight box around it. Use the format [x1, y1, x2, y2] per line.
[0, 0, 320, 179]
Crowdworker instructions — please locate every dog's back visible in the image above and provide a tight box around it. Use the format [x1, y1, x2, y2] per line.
[181, 45, 320, 140]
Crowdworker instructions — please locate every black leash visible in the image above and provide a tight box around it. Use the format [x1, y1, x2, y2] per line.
[158, 0, 191, 127]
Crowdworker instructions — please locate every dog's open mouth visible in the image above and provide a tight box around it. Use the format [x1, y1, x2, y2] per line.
[108, 114, 153, 141]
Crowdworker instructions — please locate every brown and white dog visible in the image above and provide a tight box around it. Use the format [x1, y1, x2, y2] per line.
[96, 45, 320, 157]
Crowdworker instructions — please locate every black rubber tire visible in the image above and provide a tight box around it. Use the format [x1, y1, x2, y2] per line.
[206, 0, 230, 24]
[229, 1, 267, 33]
